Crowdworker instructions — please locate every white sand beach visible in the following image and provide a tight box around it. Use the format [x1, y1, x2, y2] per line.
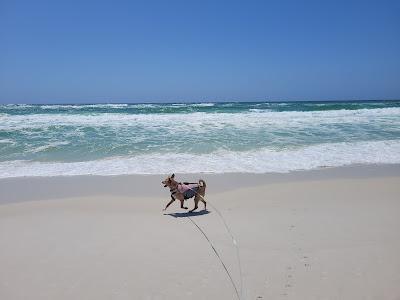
[1, 165, 400, 300]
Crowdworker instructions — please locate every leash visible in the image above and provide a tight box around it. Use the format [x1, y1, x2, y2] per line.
[187, 216, 241, 300]
[207, 201, 244, 300]
[185, 185, 244, 300]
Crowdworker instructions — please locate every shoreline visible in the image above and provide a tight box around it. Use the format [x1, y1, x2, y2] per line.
[1, 163, 399, 204]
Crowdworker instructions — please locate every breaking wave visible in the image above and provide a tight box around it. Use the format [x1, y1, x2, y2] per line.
[0, 140, 399, 178]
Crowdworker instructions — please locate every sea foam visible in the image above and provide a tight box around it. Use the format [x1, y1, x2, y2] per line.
[1, 140, 399, 178]
[1, 107, 399, 130]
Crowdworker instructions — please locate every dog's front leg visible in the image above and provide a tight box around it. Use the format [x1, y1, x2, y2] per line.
[163, 197, 175, 211]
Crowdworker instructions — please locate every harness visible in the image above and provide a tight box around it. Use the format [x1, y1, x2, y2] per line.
[170, 182, 199, 200]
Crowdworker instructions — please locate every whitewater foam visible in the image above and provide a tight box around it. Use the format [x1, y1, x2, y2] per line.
[29, 141, 71, 153]
[1, 140, 399, 178]
[1, 107, 400, 131]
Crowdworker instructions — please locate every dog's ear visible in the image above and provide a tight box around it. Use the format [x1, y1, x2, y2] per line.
[171, 173, 175, 178]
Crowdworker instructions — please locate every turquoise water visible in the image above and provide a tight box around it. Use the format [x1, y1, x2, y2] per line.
[0, 101, 400, 177]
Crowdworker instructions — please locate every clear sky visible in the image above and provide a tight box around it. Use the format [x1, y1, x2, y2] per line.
[0, 0, 399, 103]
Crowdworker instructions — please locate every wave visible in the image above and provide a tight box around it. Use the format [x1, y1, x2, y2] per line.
[190, 103, 215, 107]
[0, 139, 15, 145]
[1, 104, 35, 109]
[248, 108, 272, 112]
[40, 104, 130, 109]
[1, 140, 399, 178]
[29, 141, 71, 153]
[1, 107, 400, 131]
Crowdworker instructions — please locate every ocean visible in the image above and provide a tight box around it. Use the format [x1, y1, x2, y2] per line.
[0, 101, 400, 178]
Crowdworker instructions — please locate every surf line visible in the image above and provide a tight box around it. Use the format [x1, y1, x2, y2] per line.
[184, 188, 244, 300]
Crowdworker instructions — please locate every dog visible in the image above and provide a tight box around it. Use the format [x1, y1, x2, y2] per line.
[162, 174, 207, 212]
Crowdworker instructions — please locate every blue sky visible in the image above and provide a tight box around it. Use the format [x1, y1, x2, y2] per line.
[0, 0, 399, 103]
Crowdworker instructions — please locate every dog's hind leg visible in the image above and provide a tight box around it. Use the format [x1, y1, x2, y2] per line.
[190, 198, 199, 212]
[179, 199, 188, 210]
[200, 197, 207, 210]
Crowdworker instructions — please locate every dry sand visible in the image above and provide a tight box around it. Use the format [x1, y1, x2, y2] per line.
[1, 165, 400, 299]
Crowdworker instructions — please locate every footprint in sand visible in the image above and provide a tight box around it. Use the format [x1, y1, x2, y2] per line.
[282, 266, 295, 296]
[300, 255, 311, 270]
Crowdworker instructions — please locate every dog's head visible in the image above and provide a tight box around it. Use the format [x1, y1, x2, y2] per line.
[162, 173, 177, 188]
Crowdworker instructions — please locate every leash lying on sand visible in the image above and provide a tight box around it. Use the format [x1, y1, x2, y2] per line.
[185, 187, 244, 300]
[187, 216, 241, 299]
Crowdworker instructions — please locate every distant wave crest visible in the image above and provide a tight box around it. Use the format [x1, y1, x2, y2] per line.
[1, 107, 400, 131]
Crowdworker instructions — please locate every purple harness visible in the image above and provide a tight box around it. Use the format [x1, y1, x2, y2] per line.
[174, 183, 199, 199]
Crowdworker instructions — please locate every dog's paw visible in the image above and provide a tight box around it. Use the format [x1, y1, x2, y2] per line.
[183, 207, 188, 209]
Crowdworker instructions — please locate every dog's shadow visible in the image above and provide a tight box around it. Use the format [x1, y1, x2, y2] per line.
[164, 210, 211, 218]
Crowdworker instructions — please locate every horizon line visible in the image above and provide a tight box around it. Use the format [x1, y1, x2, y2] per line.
[1, 98, 400, 105]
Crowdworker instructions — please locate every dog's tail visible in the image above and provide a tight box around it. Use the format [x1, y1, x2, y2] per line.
[199, 179, 206, 188]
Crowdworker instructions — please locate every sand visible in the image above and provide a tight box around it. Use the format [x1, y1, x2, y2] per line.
[1, 165, 400, 299]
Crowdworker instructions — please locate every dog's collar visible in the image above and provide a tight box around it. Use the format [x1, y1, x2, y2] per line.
[170, 188, 177, 195]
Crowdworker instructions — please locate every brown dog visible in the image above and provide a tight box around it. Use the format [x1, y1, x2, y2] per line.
[162, 174, 207, 212]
